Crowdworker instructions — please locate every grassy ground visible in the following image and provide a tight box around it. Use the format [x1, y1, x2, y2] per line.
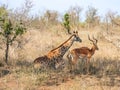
[0, 26, 120, 90]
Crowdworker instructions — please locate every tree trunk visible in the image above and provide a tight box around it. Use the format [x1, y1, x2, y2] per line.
[5, 37, 9, 64]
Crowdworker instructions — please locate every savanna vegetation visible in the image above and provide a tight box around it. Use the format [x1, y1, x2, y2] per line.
[0, 0, 120, 90]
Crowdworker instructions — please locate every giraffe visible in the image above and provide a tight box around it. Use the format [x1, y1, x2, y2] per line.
[33, 31, 82, 70]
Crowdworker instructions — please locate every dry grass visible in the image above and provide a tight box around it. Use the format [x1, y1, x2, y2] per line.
[0, 26, 120, 90]
[0, 58, 120, 90]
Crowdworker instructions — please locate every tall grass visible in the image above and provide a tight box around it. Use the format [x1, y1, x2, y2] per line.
[75, 58, 120, 76]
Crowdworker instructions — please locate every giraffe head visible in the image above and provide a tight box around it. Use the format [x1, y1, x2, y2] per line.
[72, 31, 82, 42]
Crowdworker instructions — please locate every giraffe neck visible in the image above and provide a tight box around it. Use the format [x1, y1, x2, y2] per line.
[59, 36, 75, 56]
[48, 35, 75, 57]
